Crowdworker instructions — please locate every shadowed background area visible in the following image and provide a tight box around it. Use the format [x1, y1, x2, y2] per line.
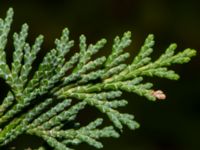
[0, 0, 200, 150]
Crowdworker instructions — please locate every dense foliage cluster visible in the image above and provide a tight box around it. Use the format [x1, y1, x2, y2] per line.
[0, 8, 196, 150]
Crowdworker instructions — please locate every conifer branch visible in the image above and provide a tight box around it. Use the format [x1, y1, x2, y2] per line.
[0, 8, 196, 150]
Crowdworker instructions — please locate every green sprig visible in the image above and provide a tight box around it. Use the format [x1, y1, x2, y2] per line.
[0, 8, 196, 150]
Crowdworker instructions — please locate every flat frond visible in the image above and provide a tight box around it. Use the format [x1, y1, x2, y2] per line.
[0, 8, 196, 150]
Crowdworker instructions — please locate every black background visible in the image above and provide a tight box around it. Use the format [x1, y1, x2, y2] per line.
[0, 0, 200, 150]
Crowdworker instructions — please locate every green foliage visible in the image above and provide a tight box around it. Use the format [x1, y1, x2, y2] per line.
[0, 8, 196, 150]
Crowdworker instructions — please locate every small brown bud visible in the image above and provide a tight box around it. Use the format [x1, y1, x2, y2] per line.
[152, 90, 166, 100]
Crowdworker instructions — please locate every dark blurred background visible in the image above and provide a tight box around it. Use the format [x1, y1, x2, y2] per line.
[0, 0, 200, 150]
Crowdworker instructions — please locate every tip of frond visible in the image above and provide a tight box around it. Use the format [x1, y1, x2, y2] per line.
[62, 28, 69, 34]
[124, 31, 131, 37]
[188, 48, 197, 57]
[8, 7, 14, 12]
[170, 43, 177, 48]
[147, 34, 154, 39]
[7, 7, 14, 16]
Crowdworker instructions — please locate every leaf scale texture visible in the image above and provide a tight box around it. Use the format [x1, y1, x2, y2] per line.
[0, 8, 196, 150]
